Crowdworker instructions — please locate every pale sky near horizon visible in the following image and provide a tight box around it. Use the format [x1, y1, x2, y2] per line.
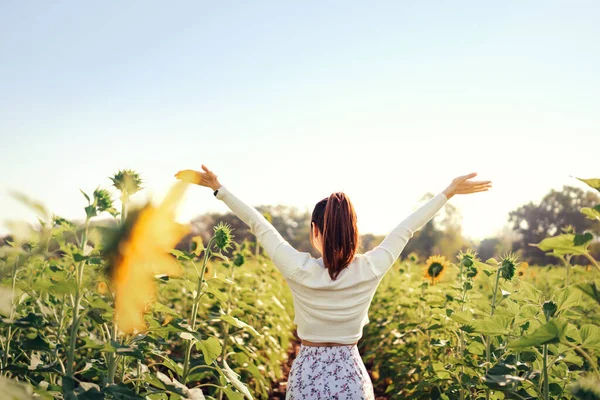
[1, 1, 599, 241]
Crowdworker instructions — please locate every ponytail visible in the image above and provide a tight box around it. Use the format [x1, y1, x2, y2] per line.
[320, 192, 359, 280]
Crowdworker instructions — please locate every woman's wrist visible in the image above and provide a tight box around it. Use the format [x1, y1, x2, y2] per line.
[442, 188, 454, 199]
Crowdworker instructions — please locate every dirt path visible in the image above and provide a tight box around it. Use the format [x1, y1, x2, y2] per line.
[269, 331, 389, 399]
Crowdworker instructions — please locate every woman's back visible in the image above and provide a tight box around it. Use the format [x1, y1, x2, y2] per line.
[286, 254, 381, 344]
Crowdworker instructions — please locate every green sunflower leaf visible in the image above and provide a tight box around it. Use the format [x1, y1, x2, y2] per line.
[581, 206, 600, 221]
[508, 320, 568, 349]
[577, 177, 600, 192]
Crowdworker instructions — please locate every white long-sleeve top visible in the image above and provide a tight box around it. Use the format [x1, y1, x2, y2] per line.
[215, 185, 448, 344]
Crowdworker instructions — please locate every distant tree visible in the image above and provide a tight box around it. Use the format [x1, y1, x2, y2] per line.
[508, 186, 600, 264]
[477, 238, 501, 261]
[402, 194, 471, 260]
[477, 226, 517, 261]
[359, 233, 386, 253]
[182, 204, 316, 256]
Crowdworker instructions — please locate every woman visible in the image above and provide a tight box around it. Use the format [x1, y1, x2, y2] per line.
[176, 165, 491, 400]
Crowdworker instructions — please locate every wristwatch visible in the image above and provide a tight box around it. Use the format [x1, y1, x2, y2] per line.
[213, 189, 219, 197]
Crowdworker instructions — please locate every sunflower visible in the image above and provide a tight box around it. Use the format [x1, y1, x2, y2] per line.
[517, 261, 529, 277]
[424, 255, 449, 285]
[407, 252, 419, 263]
[106, 181, 190, 334]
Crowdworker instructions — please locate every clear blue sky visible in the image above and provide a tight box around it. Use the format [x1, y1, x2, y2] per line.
[1, 1, 599, 240]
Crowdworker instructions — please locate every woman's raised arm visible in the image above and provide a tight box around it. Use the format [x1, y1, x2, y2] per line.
[364, 173, 491, 279]
[175, 165, 311, 280]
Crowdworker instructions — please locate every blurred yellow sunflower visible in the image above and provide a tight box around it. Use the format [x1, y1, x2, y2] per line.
[407, 252, 419, 263]
[517, 261, 529, 277]
[424, 255, 449, 285]
[108, 181, 190, 334]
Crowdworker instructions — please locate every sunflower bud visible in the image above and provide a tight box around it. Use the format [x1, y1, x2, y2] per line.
[93, 188, 113, 211]
[458, 251, 479, 279]
[213, 222, 234, 252]
[407, 252, 419, 263]
[461, 255, 474, 268]
[93, 188, 118, 217]
[499, 253, 518, 281]
[233, 253, 245, 267]
[53, 215, 75, 228]
[543, 301, 557, 321]
[110, 169, 143, 199]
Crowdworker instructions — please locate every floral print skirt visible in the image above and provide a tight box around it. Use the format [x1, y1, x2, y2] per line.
[286, 344, 375, 400]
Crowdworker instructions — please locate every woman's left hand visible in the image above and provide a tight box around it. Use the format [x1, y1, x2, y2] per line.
[175, 164, 222, 191]
[442, 172, 491, 199]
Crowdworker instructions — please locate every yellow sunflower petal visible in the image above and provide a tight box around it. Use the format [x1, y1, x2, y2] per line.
[111, 182, 190, 334]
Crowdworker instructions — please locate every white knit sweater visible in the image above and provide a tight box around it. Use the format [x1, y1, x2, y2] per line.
[215, 185, 448, 344]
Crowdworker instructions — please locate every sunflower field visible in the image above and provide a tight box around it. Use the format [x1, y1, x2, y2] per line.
[0, 172, 599, 400]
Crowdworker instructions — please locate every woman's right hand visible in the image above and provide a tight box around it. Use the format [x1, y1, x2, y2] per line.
[175, 164, 222, 191]
[442, 173, 491, 199]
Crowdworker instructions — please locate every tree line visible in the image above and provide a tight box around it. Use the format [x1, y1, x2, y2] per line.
[176, 185, 600, 265]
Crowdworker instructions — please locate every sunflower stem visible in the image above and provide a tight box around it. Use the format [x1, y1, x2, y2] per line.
[121, 194, 129, 224]
[106, 322, 119, 384]
[458, 269, 470, 400]
[2, 257, 19, 376]
[542, 344, 549, 400]
[182, 237, 214, 384]
[218, 264, 237, 400]
[135, 361, 142, 394]
[64, 217, 90, 398]
[490, 270, 501, 318]
[485, 269, 501, 400]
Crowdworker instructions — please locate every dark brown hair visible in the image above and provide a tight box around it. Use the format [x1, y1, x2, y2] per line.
[311, 192, 359, 280]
